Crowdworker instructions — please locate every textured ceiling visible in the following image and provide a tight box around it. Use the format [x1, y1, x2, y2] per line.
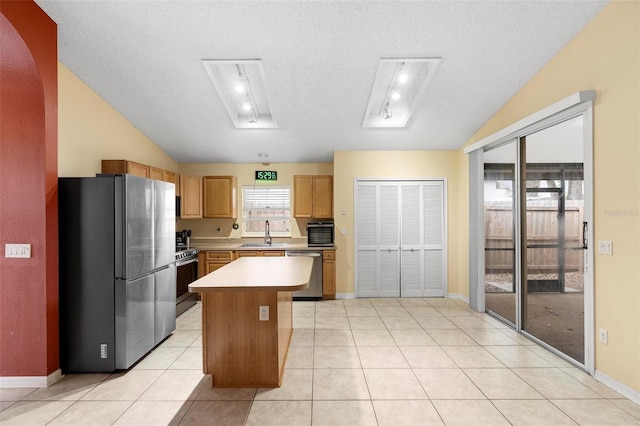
[34, 0, 608, 163]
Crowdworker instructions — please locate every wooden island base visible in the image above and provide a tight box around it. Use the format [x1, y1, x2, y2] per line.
[189, 256, 312, 388]
[202, 289, 293, 387]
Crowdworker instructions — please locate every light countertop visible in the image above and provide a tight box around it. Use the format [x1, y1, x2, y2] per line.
[189, 256, 313, 292]
[190, 241, 334, 251]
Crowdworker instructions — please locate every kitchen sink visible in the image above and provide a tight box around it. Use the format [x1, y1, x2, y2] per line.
[238, 243, 288, 248]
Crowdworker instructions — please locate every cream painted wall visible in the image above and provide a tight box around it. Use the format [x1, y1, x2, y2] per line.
[333, 151, 459, 298]
[458, 1, 639, 393]
[58, 62, 178, 177]
[177, 162, 333, 239]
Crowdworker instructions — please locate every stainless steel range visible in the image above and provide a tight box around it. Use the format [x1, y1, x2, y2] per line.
[176, 247, 199, 317]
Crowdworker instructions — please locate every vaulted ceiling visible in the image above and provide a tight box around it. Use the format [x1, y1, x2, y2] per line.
[35, 0, 608, 163]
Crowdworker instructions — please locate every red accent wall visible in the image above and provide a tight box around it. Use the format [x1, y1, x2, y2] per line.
[0, 0, 58, 377]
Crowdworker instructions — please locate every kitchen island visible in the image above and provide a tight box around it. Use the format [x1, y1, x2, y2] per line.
[189, 256, 312, 387]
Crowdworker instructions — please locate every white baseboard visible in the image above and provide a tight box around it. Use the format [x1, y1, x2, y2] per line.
[594, 370, 640, 404]
[337, 293, 470, 302]
[336, 293, 355, 299]
[447, 293, 469, 304]
[0, 369, 63, 388]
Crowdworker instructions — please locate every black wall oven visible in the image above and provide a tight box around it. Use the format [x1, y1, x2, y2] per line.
[307, 220, 335, 247]
[176, 249, 199, 317]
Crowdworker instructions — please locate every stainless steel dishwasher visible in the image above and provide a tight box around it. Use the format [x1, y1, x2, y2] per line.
[286, 250, 322, 300]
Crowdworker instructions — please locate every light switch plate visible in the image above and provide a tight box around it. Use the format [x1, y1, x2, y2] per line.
[598, 240, 612, 255]
[259, 305, 269, 321]
[5, 244, 31, 258]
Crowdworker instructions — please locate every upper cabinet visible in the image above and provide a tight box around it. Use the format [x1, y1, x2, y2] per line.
[293, 175, 313, 217]
[163, 171, 178, 189]
[102, 159, 149, 178]
[149, 166, 164, 181]
[293, 175, 333, 218]
[312, 175, 333, 218]
[102, 160, 178, 188]
[180, 174, 203, 219]
[203, 176, 237, 219]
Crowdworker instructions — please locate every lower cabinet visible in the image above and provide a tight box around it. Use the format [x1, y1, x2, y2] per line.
[322, 250, 336, 300]
[200, 249, 335, 299]
[202, 251, 233, 277]
[236, 250, 285, 257]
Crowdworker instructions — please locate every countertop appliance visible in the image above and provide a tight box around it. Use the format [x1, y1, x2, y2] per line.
[176, 247, 199, 317]
[176, 229, 191, 249]
[307, 220, 334, 247]
[286, 250, 322, 300]
[58, 174, 176, 373]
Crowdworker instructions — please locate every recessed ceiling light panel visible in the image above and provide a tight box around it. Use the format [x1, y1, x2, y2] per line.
[202, 59, 277, 129]
[362, 58, 441, 128]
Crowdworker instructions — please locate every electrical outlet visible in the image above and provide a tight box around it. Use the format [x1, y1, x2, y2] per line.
[4, 244, 31, 258]
[599, 328, 608, 345]
[259, 305, 269, 321]
[100, 344, 108, 358]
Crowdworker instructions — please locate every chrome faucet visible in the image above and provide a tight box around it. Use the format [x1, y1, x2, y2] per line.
[264, 220, 272, 245]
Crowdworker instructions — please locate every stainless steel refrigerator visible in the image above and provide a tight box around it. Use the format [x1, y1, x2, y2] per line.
[58, 174, 176, 373]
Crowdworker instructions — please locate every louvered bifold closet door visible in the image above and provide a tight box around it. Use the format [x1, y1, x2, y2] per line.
[378, 184, 400, 297]
[356, 184, 379, 297]
[423, 181, 445, 296]
[400, 184, 423, 297]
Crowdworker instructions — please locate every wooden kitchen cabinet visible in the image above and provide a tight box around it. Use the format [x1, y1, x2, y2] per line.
[204, 251, 233, 276]
[102, 159, 179, 186]
[293, 175, 333, 218]
[235, 250, 260, 258]
[236, 250, 285, 258]
[262, 251, 285, 257]
[148, 166, 179, 185]
[293, 175, 313, 217]
[102, 159, 149, 178]
[180, 174, 203, 219]
[149, 166, 164, 181]
[163, 170, 178, 188]
[203, 176, 237, 219]
[313, 176, 333, 218]
[322, 250, 336, 300]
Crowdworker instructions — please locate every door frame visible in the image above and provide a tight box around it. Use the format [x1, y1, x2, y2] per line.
[354, 177, 449, 299]
[466, 91, 595, 373]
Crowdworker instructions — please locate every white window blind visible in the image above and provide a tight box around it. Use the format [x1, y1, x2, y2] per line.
[242, 186, 291, 236]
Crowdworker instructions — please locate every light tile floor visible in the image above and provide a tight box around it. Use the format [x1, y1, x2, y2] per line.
[1, 298, 639, 425]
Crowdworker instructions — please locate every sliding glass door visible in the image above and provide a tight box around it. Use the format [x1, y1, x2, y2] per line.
[481, 116, 588, 365]
[521, 118, 586, 363]
[484, 142, 517, 325]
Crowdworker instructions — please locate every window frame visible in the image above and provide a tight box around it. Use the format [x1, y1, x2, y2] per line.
[241, 185, 292, 237]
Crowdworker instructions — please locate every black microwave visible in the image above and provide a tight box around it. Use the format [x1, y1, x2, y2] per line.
[307, 220, 334, 247]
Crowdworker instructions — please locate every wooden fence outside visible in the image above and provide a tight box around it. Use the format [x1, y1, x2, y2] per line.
[485, 202, 584, 274]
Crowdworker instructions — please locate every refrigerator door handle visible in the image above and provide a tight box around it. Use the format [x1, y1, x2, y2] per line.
[114, 175, 126, 279]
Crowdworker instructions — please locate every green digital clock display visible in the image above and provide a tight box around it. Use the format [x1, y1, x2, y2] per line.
[255, 171, 278, 181]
